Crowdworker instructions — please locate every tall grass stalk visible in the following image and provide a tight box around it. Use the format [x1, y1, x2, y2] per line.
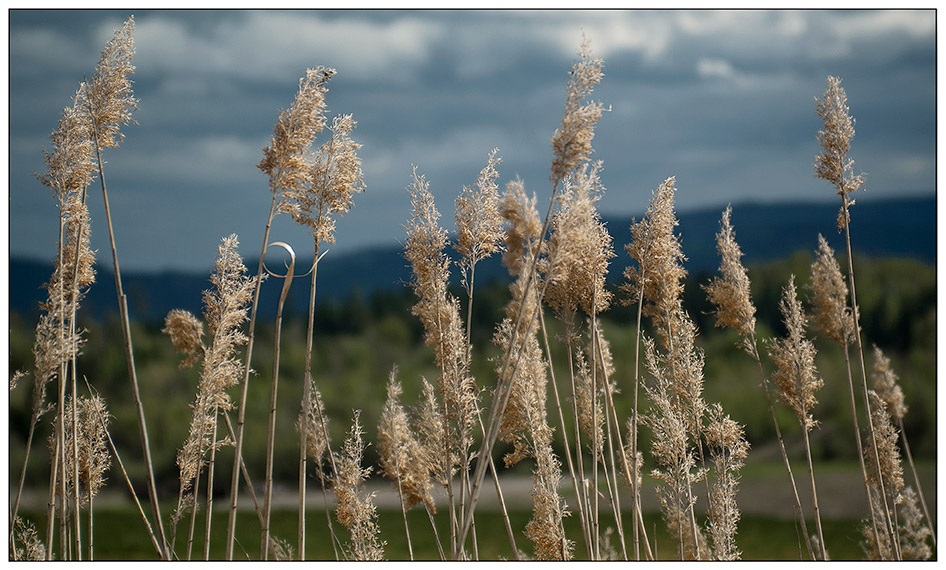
[86, 380, 162, 558]
[459, 37, 604, 550]
[296, 248, 334, 560]
[537, 308, 592, 551]
[282, 109, 365, 559]
[809, 233, 881, 549]
[164, 236, 254, 560]
[80, 17, 171, 559]
[768, 277, 827, 559]
[261, 242, 296, 559]
[815, 76, 900, 559]
[454, 149, 518, 559]
[705, 206, 815, 559]
[870, 346, 935, 546]
[202, 412, 218, 560]
[23, 86, 94, 558]
[225, 66, 333, 559]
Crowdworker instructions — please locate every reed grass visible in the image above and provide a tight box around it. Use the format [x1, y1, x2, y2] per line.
[13, 20, 934, 563]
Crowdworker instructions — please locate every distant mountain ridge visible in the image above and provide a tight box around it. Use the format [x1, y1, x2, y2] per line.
[10, 194, 935, 324]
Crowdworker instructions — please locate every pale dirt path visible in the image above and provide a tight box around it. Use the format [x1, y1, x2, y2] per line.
[14, 462, 935, 521]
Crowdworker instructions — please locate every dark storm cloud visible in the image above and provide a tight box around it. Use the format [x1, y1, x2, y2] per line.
[9, 9, 935, 272]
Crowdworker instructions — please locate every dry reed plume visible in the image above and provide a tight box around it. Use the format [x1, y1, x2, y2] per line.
[334, 411, 385, 561]
[226, 65, 335, 560]
[164, 234, 253, 558]
[704, 206, 815, 559]
[493, 182, 572, 560]
[16, 19, 938, 563]
[703, 206, 756, 349]
[768, 276, 827, 559]
[378, 371, 436, 512]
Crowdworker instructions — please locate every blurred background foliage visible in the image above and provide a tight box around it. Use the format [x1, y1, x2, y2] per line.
[9, 251, 936, 499]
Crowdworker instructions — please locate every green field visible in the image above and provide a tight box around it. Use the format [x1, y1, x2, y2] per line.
[18, 506, 869, 561]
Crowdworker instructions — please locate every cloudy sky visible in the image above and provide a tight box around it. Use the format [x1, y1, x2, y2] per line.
[9, 9, 936, 272]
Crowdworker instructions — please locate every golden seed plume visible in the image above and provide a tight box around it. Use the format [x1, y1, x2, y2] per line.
[455, 148, 504, 271]
[500, 178, 543, 276]
[297, 382, 331, 479]
[768, 276, 823, 431]
[12, 516, 46, 561]
[551, 34, 605, 186]
[279, 113, 365, 245]
[85, 16, 137, 149]
[162, 309, 204, 370]
[870, 346, 907, 421]
[173, 235, 254, 510]
[864, 391, 904, 503]
[258, 67, 334, 197]
[377, 368, 436, 512]
[334, 410, 385, 561]
[814, 76, 864, 231]
[704, 403, 749, 561]
[704, 206, 757, 349]
[543, 162, 614, 317]
[808, 234, 854, 346]
[897, 487, 933, 560]
[403, 167, 478, 453]
[624, 176, 687, 343]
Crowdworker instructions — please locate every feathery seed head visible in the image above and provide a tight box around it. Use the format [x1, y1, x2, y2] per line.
[416, 377, 450, 489]
[704, 206, 756, 346]
[768, 276, 823, 430]
[268, 536, 295, 562]
[280, 113, 365, 245]
[897, 487, 933, 560]
[258, 67, 334, 196]
[37, 88, 96, 204]
[77, 395, 112, 500]
[865, 391, 904, 502]
[525, 421, 573, 560]
[334, 410, 385, 560]
[12, 517, 46, 561]
[705, 403, 748, 561]
[59, 395, 112, 505]
[494, 316, 548, 467]
[870, 346, 907, 421]
[455, 148, 504, 269]
[551, 35, 605, 186]
[500, 178, 543, 275]
[624, 177, 687, 338]
[403, 167, 477, 451]
[163, 309, 205, 369]
[377, 368, 436, 512]
[574, 347, 604, 456]
[297, 380, 331, 477]
[175, 235, 253, 499]
[86, 16, 137, 149]
[404, 167, 450, 309]
[543, 162, 614, 316]
[814, 76, 863, 196]
[808, 234, 854, 346]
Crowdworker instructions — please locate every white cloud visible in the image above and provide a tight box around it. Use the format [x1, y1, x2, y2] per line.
[133, 11, 445, 83]
[696, 57, 735, 80]
[118, 134, 264, 185]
